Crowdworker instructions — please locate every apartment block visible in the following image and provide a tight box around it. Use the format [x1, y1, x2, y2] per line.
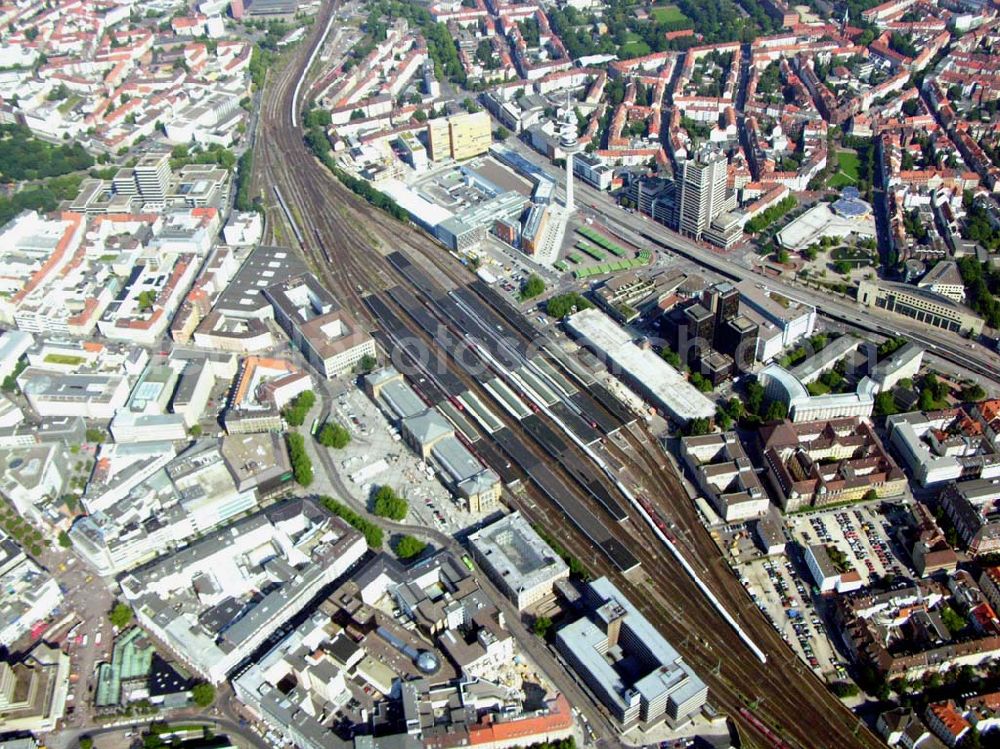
[887, 409, 1000, 487]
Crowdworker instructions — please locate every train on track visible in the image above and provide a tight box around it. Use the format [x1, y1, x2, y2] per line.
[272, 185, 304, 244]
[636, 494, 677, 544]
[739, 708, 794, 749]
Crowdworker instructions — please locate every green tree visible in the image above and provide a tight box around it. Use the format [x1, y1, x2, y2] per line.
[765, 400, 788, 421]
[546, 292, 592, 318]
[830, 681, 859, 698]
[318, 422, 351, 449]
[191, 682, 215, 707]
[358, 354, 377, 373]
[940, 605, 966, 635]
[303, 108, 332, 129]
[715, 408, 733, 430]
[79, 738, 94, 749]
[233, 150, 256, 212]
[248, 44, 275, 89]
[282, 391, 316, 427]
[85, 428, 106, 444]
[373, 486, 407, 520]
[746, 196, 797, 234]
[723, 397, 744, 422]
[188, 424, 202, 438]
[319, 496, 383, 547]
[285, 433, 313, 487]
[689, 372, 712, 392]
[0, 123, 93, 181]
[661, 347, 682, 368]
[874, 391, 898, 417]
[684, 417, 711, 436]
[520, 274, 545, 301]
[878, 337, 906, 357]
[58, 530, 72, 548]
[960, 383, 986, 402]
[533, 615, 553, 638]
[109, 602, 133, 629]
[919, 387, 936, 411]
[137, 289, 157, 311]
[475, 39, 493, 66]
[394, 534, 427, 559]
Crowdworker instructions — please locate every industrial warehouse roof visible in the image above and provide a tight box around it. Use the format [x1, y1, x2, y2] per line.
[214, 245, 307, 319]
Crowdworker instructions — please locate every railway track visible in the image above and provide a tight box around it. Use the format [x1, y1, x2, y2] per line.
[249, 6, 886, 747]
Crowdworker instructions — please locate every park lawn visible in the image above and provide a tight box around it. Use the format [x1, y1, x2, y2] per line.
[620, 35, 652, 57]
[827, 150, 860, 188]
[651, 5, 688, 23]
[807, 381, 831, 396]
[58, 95, 82, 115]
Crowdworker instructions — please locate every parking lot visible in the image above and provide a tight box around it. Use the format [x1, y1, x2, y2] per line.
[734, 501, 914, 681]
[328, 385, 499, 536]
[786, 503, 910, 584]
[741, 556, 843, 677]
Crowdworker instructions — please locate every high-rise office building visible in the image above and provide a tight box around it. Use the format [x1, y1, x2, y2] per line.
[426, 117, 451, 161]
[425, 112, 492, 162]
[703, 281, 740, 348]
[423, 59, 440, 98]
[678, 148, 731, 240]
[703, 282, 739, 323]
[134, 152, 171, 203]
[448, 111, 492, 161]
[682, 302, 715, 365]
[683, 303, 715, 343]
[720, 314, 759, 372]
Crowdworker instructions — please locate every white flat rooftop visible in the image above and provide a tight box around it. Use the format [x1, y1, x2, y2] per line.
[567, 308, 715, 423]
[777, 203, 876, 251]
